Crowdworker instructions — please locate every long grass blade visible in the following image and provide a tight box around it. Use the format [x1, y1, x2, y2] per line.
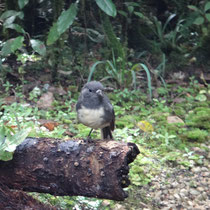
[88, 61, 105, 82]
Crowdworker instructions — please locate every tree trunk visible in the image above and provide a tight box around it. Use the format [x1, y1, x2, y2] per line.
[0, 137, 139, 201]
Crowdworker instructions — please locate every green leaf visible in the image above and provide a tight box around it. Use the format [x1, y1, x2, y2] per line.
[47, 22, 59, 45]
[1, 36, 24, 56]
[5, 23, 25, 33]
[95, 0, 117, 17]
[88, 61, 106, 82]
[3, 16, 16, 27]
[30, 39, 46, 56]
[0, 128, 31, 161]
[134, 12, 146, 19]
[57, 3, 77, 34]
[1, 10, 19, 19]
[128, 6, 134, 14]
[188, 5, 198, 11]
[194, 17, 204, 25]
[131, 63, 152, 101]
[18, 0, 29, 9]
[47, 3, 77, 45]
[204, 2, 210, 12]
[0, 10, 24, 20]
[195, 94, 207, 102]
[205, 13, 210, 21]
[118, 10, 127, 17]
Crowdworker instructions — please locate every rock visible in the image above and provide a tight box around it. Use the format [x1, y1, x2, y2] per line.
[191, 167, 201, 173]
[197, 187, 205, 192]
[174, 193, 180, 200]
[187, 200, 193, 206]
[196, 194, 205, 201]
[201, 167, 208, 172]
[101, 200, 110, 207]
[202, 172, 209, 177]
[37, 92, 54, 109]
[113, 204, 126, 210]
[201, 192, 208, 200]
[180, 188, 188, 196]
[167, 116, 184, 124]
[171, 181, 179, 188]
[189, 189, 200, 196]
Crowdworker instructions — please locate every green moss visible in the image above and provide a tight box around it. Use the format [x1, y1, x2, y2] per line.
[186, 107, 210, 130]
[182, 129, 209, 142]
[116, 115, 136, 128]
[173, 107, 186, 116]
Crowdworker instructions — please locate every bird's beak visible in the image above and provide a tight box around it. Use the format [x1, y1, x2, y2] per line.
[96, 89, 103, 96]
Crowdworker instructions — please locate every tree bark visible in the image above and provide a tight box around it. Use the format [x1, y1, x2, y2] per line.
[0, 137, 139, 201]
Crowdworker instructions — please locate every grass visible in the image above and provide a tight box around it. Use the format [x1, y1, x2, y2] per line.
[0, 78, 209, 209]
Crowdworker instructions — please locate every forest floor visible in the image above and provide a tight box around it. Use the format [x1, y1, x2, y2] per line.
[0, 70, 209, 209]
[121, 144, 210, 210]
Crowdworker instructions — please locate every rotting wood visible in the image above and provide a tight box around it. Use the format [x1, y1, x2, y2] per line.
[0, 137, 140, 201]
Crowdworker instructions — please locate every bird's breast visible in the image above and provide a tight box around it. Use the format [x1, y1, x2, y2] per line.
[77, 105, 108, 129]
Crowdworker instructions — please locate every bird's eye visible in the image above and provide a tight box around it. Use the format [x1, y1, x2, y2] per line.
[89, 89, 92, 92]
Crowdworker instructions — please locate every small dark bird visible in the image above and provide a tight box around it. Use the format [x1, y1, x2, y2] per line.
[76, 81, 115, 140]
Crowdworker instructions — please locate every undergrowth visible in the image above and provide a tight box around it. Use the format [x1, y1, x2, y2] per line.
[0, 79, 209, 209]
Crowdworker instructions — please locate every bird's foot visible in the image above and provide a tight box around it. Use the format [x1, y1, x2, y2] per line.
[84, 136, 93, 143]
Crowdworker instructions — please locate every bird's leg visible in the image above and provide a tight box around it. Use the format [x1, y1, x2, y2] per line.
[85, 128, 93, 143]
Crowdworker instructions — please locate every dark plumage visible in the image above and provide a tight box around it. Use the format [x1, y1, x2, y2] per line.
[76, 81, 115, 140]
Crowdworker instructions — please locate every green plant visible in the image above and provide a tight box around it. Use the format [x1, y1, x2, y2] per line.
[0, 0, 46, 60]
[188, 2, 210, 35]
[88, 50, 135, 89]
[0, 125, 31, 161]
[2, 81, 13, 93]
[151, 14, 185, 52]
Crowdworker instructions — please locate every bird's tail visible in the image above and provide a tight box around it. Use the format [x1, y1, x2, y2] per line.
[101, 126, 113, 140]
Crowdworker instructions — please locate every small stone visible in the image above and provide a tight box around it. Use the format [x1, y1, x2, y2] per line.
[180, 188, 188, 196]
[202, 192, 207, 199]
[101, 200, 110, 206]
[197, 187, 204, 192]
[171, 181, 178, 188]
[74, 162, 79, 167]
[191, 167, 201, 173]
[100, 171, 105, 176]
[174, 193, 180, 200]
[187, 200, 193, 206]
[190, 189, 200, 196]
[196, 194, 205, 201]
[113, 204, 126, 210]
[202, 172, 209, 177]
[201, 167, 208, 172]
[163, 189, 168, 194]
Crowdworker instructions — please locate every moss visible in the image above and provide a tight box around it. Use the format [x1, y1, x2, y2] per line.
[116, 115, 135, 129]
[182, 129, 209, 142]
[173, 107, 186, 116]
[186, 107, 210, 130]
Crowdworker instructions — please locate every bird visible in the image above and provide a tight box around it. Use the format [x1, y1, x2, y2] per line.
[76, 81, 115, 140]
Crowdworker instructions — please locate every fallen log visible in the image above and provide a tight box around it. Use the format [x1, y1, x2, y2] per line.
[0, 137, 139, 201]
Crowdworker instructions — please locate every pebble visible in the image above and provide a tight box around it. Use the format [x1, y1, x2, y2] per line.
[197, 186, 204, 192]
[202, 172, 209, 177]
[180, 188, 188, 196]
[128, 144, 210, 210]
[201, 167, 208, 172]
[189, 188, 200, 196]
[191, 167, 201, 173]
[174, 193, 180, 200]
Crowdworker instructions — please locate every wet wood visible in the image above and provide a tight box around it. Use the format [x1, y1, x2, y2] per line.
[0, 137, 139, 201]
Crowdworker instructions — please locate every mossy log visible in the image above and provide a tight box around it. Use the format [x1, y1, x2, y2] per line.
[0, 137, 139, 201]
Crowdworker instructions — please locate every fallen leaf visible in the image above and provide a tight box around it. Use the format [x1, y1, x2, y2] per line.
[167, 116, 184, 124]
[137, 121, 154, 132]
[38, 119, 59, 131]
[3, 96, 17, 105]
